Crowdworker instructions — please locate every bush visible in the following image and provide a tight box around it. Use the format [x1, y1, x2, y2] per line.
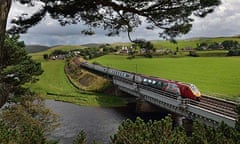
[43, 54, 49, 60]
[0, 94, 59, 144]
[189, 51, 199, 57]
[227, 49, 240, 56]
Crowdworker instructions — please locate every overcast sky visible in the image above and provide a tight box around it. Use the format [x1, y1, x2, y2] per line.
[7, 0, 240, 46]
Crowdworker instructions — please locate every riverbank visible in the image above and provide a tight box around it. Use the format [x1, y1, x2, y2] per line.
[26, 57, 126, 107]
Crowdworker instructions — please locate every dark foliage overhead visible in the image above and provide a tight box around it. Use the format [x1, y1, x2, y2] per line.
[9, 0, 221, 41]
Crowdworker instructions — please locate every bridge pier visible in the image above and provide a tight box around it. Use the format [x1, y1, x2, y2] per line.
[172, 114, 185, 126]
[114, 85, 122, 96]
[172, 113, 193, 134]
[136, 98, 164, 113]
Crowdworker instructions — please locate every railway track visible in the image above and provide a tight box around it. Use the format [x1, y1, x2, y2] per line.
[111, 77, 239, 120]
[191, 95, 238, 119]
[116, 77, 239, 119]
[137, 80, 239, 119]
[81, 61, 239, 127]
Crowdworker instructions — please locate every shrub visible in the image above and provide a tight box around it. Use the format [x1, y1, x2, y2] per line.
[227, 49, 240, 56]
[189, 51, 199, 57]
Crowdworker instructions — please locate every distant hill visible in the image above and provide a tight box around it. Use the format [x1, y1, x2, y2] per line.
[26, 35, 240, 53]
[25, 45, 50, 53]
[150, 36, 240, 50]
[81, 43, 105, 48]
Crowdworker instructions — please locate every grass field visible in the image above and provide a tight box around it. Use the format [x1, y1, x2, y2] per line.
[26, 59, 125, 107]
[91, 55, 240, 100]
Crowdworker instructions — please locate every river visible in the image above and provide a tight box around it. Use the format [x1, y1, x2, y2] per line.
[46, 100, 168, 144]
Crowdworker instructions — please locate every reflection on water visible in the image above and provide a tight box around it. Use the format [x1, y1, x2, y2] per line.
[46, 100, 167, 144]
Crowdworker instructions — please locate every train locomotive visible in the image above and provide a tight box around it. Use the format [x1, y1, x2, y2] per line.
[80, 62, 201, 101]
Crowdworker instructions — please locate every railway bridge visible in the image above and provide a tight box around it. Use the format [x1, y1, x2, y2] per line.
[112, 76, 238, 128]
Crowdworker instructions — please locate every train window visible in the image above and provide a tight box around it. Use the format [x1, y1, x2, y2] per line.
[162, 82, 168, 88]
[156, 81, 162, 88]
[152, 80, 156, 85]
[168, 83, 173, 89]
[143, 79, 149, 84]
[148, 79, 152, 83]
[190, 84, 200, 93]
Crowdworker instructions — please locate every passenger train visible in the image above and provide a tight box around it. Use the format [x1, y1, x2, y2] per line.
[80, 62, 201, 101]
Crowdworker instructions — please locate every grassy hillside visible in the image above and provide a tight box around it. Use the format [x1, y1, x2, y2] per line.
[90, 55, 240, 100]
[26, 45, 50, 53]
[26, 57, 125, 107]
[151, 37, 240, 50]
[27, 36, 240, 55]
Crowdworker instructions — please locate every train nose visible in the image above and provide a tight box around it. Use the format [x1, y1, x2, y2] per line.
[194, 92, 201, 97]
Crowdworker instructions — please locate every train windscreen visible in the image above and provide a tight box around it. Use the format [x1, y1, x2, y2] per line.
[190, 84, 200, 94]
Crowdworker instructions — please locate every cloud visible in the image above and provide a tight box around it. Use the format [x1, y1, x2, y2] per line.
[182, 0, 240, 38]
[7, 0, 240, 46]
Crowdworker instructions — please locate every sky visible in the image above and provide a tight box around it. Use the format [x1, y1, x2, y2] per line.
[7, 0, 240, 46]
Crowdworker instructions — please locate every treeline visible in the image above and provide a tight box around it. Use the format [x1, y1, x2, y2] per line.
[196, 40, 240, 56]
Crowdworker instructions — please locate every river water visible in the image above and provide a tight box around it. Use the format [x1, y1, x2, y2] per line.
[46, 100, 168, 144]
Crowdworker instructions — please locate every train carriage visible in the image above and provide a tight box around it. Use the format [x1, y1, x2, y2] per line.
[108, 68, 134, 81]
[80, 61, 201, 101]
[133, 74, 201, 100]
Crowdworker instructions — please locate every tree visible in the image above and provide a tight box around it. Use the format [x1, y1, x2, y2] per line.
[110, 116, 187, 144]
[0, 33, 43, 107]
[190, 121, 240, 144]
[144, 41, 154, 57]
[0, 0, 12, 67]
[43, 53, 49, 60]
[196, 42, 208, 50]
[0, 0, 221, 66]
[51, 49, 68, 56]
[0, 94, 59, 144]
[222, 40, 239, 50]
[208, 42, 220, 50]
[235, 104, 240, 132]
[133, 39, 154, 57]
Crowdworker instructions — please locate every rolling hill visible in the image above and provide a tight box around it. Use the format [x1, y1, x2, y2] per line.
[27, 35, 240, 54]
[26, 45, 50, 53]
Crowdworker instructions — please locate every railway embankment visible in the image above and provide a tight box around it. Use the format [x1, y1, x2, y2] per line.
[65, 57, 114, 94]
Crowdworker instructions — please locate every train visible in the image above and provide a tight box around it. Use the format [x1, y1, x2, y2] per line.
[80, 62, 201, 101]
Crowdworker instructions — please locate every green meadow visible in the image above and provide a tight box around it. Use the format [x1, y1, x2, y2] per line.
[27, 37, 240, 102]
[26, 59, 125, 107]
[91, 55, 240, 100]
